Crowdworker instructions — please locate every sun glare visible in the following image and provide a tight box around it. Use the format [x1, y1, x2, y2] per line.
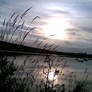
[48, 71, 57, 81]
[43, 18, 70, 40]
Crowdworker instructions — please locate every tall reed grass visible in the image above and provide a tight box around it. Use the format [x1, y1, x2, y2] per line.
[0, 7, 40, 45]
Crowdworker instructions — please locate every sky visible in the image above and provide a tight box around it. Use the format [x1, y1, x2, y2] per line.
[0, 0, 92, 53]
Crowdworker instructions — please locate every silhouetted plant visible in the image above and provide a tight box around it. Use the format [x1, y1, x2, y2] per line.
[0, 56, 30, 92]
[0, 7, 40, 45]
[72, 81, 89, 92]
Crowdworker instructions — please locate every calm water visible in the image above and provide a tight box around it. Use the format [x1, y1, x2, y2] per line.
[9, 55, 92, 91]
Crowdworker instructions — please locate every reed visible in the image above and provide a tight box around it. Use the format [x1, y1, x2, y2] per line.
[0, 8, 40, 45]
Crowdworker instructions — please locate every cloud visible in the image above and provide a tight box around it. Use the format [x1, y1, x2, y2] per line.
[0, 0, 92, 53]
[65, 26, 92, 33]
[27, 33, 47, 40]
[0, 0, 8, 6]
[51, 9, 70, 15]
[64, 27, 92, 43]
[80, 26, 92, 33]
[68, 32, 80, 36]
[65, 28, 79, 32]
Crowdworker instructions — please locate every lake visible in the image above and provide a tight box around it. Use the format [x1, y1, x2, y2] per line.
[9, 55, 92, 91]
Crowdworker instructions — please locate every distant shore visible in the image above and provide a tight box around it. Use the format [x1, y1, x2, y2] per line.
[0, 40, 92, 58]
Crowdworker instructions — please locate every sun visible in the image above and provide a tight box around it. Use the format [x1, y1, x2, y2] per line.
[43, 18, 70, 40]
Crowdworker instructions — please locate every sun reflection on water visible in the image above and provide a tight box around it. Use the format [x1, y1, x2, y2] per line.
[48, 71, 57, 81]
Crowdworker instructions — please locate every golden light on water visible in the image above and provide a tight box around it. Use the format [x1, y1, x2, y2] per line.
[43, 18, 70, 40]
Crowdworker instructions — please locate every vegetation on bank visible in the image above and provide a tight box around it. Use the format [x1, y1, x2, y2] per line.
[0, 55, 91, 92]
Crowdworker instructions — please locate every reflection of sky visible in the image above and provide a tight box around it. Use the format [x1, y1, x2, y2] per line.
[0, 0, 92, 53]
[12, 55, 92, 86]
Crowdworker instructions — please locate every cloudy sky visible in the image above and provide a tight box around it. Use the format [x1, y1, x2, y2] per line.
[0, 0, 92, 53]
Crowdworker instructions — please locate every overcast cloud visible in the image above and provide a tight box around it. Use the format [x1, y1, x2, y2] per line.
[0, 0, 92, 53]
